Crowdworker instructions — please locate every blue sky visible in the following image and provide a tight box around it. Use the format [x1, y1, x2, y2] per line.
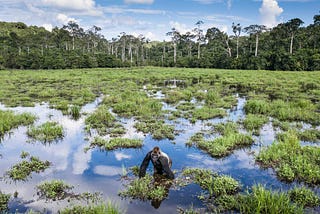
[0, 0, 319, 41]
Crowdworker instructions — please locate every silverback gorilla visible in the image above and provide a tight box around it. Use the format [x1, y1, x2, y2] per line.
[139, 146, 174, 179]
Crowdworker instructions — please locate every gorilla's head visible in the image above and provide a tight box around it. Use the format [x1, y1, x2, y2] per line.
[151, 146, 161, 162]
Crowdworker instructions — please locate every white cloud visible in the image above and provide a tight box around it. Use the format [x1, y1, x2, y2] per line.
[259, 0, 283, 27]
[42, 0, 95, 11]
[42, 23, 53, 31]
[169, 21, 191, 34]
[56, 13, 77, 25]
[124, 0, 154, 4]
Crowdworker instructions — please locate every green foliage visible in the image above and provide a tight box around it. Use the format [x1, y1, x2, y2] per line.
[119, 174, 168, 201]
[237, 185, 304, 214]
[0, 110, 36, 137]
[6, 156, 50, 181]
[27, 121, 64, 143]
[36, 180, 73, 201]
[256, 130, 320, 184]
[0, 191, 10, 212]
[89, 137, 143, 150]
[243, 114, 269, 135]
[134, 119, 175, 140]
[288, 187, 320, 207]
[191, 106, 226, 121]
[59, 202, 121, 214]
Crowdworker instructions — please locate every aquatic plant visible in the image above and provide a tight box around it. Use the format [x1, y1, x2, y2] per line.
[59, 202, 121, 214]
[191, 106, 226, 121]
[119, 174, 168, 201]
[134, 120, 175, 140]
[0, 110, 36, 138]
[69, 105, 81, 120]
[235, 185, 304, 214]
[0, 191, 10, 212]
[256, 131, 320, 184]
[27, 121, 64, 143]
[243, 114, 268, 135]
[85, 105, 116, 135]
[288, 187, 320, 207]
[36, 180, 73, 201]
[6, 156, 51, 181]
[89, 137, 143, 150]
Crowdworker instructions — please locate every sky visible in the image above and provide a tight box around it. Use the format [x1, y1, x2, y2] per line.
[0, 0, 319, 41]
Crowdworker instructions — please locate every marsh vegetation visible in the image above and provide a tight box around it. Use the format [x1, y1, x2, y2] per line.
[0, 67, 319, 213]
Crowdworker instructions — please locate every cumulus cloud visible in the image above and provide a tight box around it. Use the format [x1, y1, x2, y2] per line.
[124, 0, 154, 4]
[56, 13, 77, 24]
[259, 0, 283, 27]
[42, 0, 95, 11]
[169, 21, 191, 34]
[42, 23, 53, 31]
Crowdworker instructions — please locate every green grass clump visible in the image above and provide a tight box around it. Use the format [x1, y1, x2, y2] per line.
[6, 156, 50, 181]
[85, 105, 116, 135]
[59, 202, 121, 214]
[0, 191, 10, 212]
[236, 185, 304, 214]
[191, 107, 226, 121]
[68, 105, 81, 120]
[119, 174, 168, 201]
[245, 99, 320, 125]
[134, 120, 175, 140]
[243, 114, 269, 135]
[36, 180, 73, 201]
[181, 168, 240, 197]
[89, 137, 143, 150]
[0, 110, 36, 137]
[27, 121, 64, 143]
[288, 187, 320, 207]
[197, 133, 253, 158]
[213, 122, 239, 135]
[256, 131, 320, 184]
[297, 129, 320, 143]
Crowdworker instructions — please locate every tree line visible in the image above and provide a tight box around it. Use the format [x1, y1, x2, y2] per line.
[0, 13, 319, 71]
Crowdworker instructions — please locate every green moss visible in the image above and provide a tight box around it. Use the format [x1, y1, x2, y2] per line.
[27, 121, 64, 143]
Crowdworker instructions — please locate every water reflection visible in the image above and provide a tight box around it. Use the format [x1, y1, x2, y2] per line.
[0, 96, 319, 213]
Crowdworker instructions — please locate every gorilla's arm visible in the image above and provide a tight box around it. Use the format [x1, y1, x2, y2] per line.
[159, 157, 174, 179]
[139, 151, 151, 178]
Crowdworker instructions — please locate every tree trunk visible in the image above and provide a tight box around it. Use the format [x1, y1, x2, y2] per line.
[129, 44, 133, 64]
[173, 42, 177, 65]
[255, 34, 259, 57]
[198, 43, 200, 59]
[225, 39, 231, 57]
[72, 37, 75, 50]
[290, 33, 294, 55]
[236, 37, 239, 59]
[121, 40, 125, 62]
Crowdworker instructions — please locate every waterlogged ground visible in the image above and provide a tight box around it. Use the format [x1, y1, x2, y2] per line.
[0, 68, 319, 213]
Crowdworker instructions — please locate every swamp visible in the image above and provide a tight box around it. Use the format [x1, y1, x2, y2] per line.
[0, 67, 319, 213]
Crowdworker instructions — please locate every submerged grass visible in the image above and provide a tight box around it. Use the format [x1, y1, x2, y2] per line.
[27, 121, 64, 143]
[0, 110, 36, 138]
[256, 130, 320, 184]
[5, 155, 51, 181]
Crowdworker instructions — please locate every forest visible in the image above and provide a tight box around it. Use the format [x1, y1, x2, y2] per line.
[0, 13, 320, 71]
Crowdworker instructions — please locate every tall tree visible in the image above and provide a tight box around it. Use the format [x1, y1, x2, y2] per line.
[166, 28, 180, 65]
[243, 24, 267, 57]
[232, 23, 241, 59]
[285, 18, 304, 55]
[193, 20, 204, 59]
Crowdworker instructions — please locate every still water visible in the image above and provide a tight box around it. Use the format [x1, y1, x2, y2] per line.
[0, 96, 319, 213]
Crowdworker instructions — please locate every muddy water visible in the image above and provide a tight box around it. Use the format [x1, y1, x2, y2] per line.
[0, 96, 319, 214]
